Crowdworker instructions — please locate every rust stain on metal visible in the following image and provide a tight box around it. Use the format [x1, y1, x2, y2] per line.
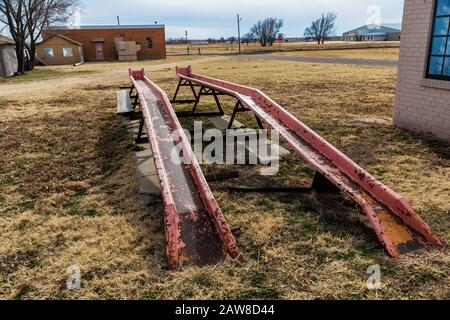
[175, 66, 443, 258]
[129, 69, 240, 269]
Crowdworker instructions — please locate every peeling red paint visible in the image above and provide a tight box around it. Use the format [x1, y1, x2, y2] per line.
[175, 66, 443, 257]
[130, 69, 240, 269]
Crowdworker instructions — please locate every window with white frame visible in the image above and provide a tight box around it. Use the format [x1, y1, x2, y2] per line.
[427, 0, 450, 80]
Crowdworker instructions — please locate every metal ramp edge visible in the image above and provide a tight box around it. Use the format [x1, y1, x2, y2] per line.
[129, 69, 240, 268]
[174, 66, 443, 257]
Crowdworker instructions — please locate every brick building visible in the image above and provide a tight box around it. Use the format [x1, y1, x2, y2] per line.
[395, 0, 450, 141]
[42, 25, 166, 61]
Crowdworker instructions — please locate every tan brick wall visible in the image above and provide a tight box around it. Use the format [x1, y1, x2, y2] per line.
[395, 0, 450, 141]
[42, 27, 166, 61]
[387, 32, 401, 41]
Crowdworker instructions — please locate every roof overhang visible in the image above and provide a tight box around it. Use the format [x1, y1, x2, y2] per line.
[46, 24, 165, 30]
[0, 35, 15, 45]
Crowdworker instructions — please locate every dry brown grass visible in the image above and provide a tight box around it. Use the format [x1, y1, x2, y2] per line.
[0, 53, 448, 300]
[273, 47, 400, 60]
[167, 41, 400, 55]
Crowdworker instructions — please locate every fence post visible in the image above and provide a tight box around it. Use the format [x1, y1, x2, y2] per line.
[198, 48, 201, 56]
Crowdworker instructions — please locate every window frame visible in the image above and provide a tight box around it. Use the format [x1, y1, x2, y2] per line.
[43, 48, 54, 59]
[146, 36, 153, 49]
[63, 47, 74, 57]
[426, 0, 450, 81]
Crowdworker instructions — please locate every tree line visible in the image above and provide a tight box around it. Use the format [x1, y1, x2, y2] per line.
[246, 11, 338, 47]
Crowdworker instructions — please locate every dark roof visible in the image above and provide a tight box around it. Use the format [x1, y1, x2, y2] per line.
[39, 33, 83, 46]
[0, 35, 15, 45]
[46, 24, 165, 30]
[343, 24, 402, 36]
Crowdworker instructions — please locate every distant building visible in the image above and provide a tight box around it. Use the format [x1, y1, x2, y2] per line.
[42, 25, 166, 62]
[36, 34, 84, 65]
[343, 24, 401, 41]
[0, 35, 18, 77]
[395, 0, 450, 141]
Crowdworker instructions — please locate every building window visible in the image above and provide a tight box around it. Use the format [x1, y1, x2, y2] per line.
[43, 48, 54, 59]
[146, 37, 153, 49]
[427, 0, 450, 80]
[63, 48, 73, 57]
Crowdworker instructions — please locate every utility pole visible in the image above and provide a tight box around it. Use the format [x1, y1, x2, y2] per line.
[237, 14, 242, 54]
[185, 30, 188, 45]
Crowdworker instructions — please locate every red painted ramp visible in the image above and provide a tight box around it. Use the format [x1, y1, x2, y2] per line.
[174, 66, 443, 257]
[129, 69, 240, 268]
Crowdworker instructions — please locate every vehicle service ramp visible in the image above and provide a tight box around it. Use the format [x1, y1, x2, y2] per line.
[174, 66, 443, 258]
[129, 69, 240, 268]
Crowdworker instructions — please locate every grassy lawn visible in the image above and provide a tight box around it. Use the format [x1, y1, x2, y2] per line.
[272, 47, 400, 60]
[0, 66, 95, 84]
[0, 55, 206, 85]
[167, 41, 400, 55]
[0, 54, 448, 300]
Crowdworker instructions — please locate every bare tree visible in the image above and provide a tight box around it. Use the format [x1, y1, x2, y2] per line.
[250, 17, 283, 47]
[25, 0, 80, 69]
[242, 32, 255, 45]
[304, 12, 337, 45]
[227, 36, 236, 43]
[0, 1, 27, 74]
[0, 0, 79, 74]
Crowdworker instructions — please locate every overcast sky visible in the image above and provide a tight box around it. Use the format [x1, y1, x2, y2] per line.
[72, 0, 404, 39]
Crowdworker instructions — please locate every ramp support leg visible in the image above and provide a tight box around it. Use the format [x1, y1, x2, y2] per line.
[312, 172, 341, 194]
[228, 100, 265, 130]
[172, 78, 182, 102]
[135, 116, 147, 144]
[189, 81, 198, 101]
[212, 90, 224, 115]
[129, 85, 135, 97]
[176, 86, 225, 118]
[126, 84, 140, 111]
[191, 86, 204, 114]
[172, 79, 199, 104]
[192, 86, 225, 115]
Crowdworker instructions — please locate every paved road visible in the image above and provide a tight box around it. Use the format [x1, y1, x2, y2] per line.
[241, 53, 398, 67]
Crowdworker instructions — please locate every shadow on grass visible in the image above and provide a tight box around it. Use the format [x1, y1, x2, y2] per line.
[0, 68, 95, 84]
[393, 129, 450, 160]
[286, 190, 382, 255]
[94, 113, 131, 178]
[93, 110, 168, 266]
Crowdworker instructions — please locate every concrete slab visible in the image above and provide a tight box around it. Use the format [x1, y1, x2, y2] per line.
[134, 144, 161, 198]
[208, 116, 291, 162]
[209, 115, 245, 130]
[138, 174, 161, 196]
[127, 119, 161, 203]
[126, 121, 141, 134]
[135, 148, 156, 178]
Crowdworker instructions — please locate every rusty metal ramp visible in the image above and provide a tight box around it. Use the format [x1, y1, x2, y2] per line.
[129, 69, 240, 268]
[175, 66, 443, 257]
